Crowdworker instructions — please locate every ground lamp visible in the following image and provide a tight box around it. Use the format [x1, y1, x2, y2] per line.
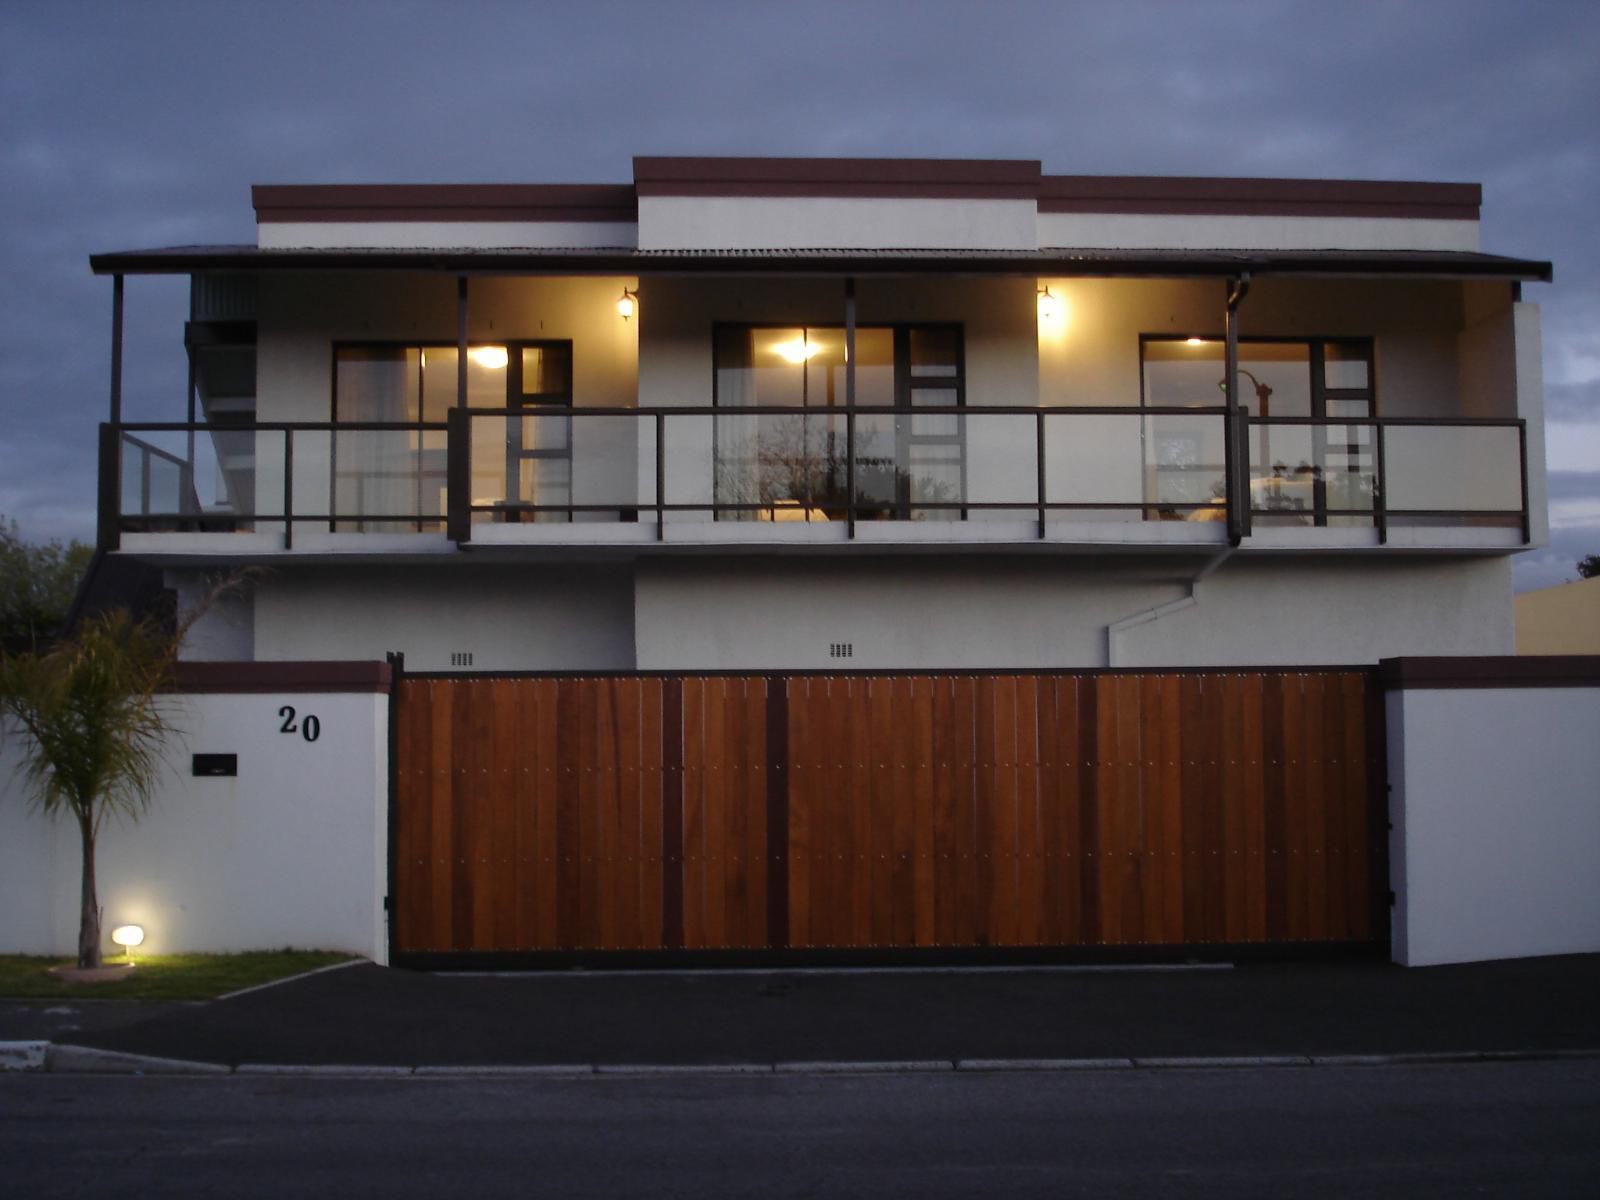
[110, 924, 145, 963]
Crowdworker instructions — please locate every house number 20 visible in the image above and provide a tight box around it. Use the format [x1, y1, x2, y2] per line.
[278, 705, 321, 743]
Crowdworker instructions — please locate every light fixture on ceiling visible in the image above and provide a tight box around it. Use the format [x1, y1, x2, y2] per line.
[773, 338, 822, 364]
[617, 288, 638, 320]
[469, 346, 508, 370]
[1036, 285, 1060, 323]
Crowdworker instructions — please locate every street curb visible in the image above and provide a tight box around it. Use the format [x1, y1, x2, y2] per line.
[413, 1064, 594, 1077]
[775, 1060, 954, 1074]
[9, 1041, 1600, 1077]
[45, 1044, 230, 1075]
[0, 1041, 49, 1072]
[956, 1057, 1134, 1071]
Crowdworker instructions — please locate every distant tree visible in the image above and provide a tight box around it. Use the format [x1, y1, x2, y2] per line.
[1578, 555, 1600, 580]
[0, 517, 93, 654]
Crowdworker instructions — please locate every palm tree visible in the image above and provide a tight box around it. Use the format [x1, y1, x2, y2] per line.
[0, 611, 178, 968]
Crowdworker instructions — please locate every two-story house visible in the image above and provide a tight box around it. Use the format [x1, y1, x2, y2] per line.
[80, 156, 1555, 965]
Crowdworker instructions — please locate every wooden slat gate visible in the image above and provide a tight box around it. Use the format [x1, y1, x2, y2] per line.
[391, 671, 1387, 962]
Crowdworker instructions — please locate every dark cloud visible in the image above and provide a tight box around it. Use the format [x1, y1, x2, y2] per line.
[3, 0, 1597, 542]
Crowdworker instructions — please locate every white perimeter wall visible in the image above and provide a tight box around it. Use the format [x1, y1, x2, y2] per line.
[0, 690, 388, 961]
[1388, 682, 1600, 966]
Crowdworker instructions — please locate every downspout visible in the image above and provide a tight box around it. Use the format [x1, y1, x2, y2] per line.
[1103, 272, 1249, 667]
[1104, 545, 1235, 667]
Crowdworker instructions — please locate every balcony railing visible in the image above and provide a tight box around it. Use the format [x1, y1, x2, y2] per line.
[99, 405, 1529, 550]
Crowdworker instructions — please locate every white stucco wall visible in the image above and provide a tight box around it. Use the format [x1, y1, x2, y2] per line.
[0, 690, 389, 960]
[1036, 212, 1480, 252]
[633, 554, 1512, 672]
[248, 563, 636, 671]
[638, 196, 1038, 251]
[1388, 682, 1600, 966]
[258, 221, 638, 250]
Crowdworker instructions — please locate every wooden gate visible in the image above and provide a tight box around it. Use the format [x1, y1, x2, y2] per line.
[391, 671, 1386, 961]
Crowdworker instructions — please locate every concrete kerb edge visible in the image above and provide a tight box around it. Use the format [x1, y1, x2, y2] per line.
[12, 1043, 1600, 1077]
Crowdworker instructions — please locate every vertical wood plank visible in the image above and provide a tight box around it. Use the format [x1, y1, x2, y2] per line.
[911, 676, 936, 947]
[1241, 674, 1267, 943]
[1115, 675, 1144, 944]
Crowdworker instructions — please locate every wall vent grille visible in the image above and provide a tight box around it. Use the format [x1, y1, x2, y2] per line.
[829, 643, 853, 659]
[450, 652, 474, 668]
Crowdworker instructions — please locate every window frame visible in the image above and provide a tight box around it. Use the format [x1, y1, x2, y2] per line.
[710, 321, 968, 520]
[1138, 334, 1377, 527]
[329, 338, 575, 528]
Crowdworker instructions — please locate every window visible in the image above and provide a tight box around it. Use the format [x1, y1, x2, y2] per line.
[332, 341, 572, 529]
[1141, 336, 1376, 527]
[712, 324, 965, 520]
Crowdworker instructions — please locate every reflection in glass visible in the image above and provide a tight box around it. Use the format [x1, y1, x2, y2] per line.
[714, 326, 954, 521]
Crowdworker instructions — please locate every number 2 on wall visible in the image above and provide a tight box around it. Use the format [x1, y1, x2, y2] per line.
[278, 705, 321, 743]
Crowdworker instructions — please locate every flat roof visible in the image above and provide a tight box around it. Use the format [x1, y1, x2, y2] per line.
[89, 244, 1552, 282]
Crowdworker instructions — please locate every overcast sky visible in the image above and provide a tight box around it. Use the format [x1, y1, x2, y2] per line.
[2, 0, 1595, 588]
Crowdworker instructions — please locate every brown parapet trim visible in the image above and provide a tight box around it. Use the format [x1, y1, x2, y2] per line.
[253, 184, 638, 224]
[635, 155, 1042, 195]
[1378, 655, 1600, 690]
[1040, 175, 1481, 221]
[169, 660, 393, 693]
[637, 181, 1042, 201]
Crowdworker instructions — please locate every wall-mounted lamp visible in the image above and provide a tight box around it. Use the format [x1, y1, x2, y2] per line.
[1036, 285, 1061, 324]
[617, 288, 638, 321]
[110, 924, 145, 963]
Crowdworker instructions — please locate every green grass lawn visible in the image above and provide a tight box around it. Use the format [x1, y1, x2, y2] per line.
[0, 950, 359, 1001]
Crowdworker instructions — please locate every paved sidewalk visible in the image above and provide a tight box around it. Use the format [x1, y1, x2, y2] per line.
[3, 952, 1597, 1070]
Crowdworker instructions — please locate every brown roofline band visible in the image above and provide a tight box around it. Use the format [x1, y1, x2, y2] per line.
[253, 184, 639, 225]
[1040, 176, 1480, 221]
[170, 660, 392, 693]
[89, 246, 1553, 283]
[1378, 655, 1600, 690]
[250, 164, 1480, 223]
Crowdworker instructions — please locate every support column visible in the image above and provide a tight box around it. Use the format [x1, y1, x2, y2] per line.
[1223, 274, 1251, 545]
[456, 276, 469, 407]
[845, 278, 857, 537]
[109, 274, 124, 424]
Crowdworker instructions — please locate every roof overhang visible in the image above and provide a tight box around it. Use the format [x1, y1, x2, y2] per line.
[88, 244, 1553, 283]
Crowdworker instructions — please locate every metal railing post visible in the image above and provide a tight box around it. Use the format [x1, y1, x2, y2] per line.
[1517, 419, 1530, 544]
[1036, 409, 1047, 539]
[655, 411, 666, 541]
[97, 423, 121, 552]
[846, 408, 856, 539]
[283, 429, 294, 550]
[1374, 421, 1388, 545]
[446, 406, 470, 543]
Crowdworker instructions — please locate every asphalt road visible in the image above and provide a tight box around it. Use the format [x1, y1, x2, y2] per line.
[5, 1060, 1597, 1198]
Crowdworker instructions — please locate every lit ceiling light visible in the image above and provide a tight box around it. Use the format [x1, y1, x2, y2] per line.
[469, 346, 508, 370]
[617, 288, 638, 320]
[1186, 337, 1207, 346]
[772, 339, 822, 364]
[1036, 286, 1060, 323]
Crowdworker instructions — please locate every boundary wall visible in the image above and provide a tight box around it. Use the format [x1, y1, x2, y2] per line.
[0, 662, 390, 963]
[1383, 656, 1600, 966]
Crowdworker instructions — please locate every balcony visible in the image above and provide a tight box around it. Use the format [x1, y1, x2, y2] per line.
[103, 404, 1529, 559]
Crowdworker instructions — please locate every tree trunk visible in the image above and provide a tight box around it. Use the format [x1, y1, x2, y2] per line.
[77, 812, 101, 969]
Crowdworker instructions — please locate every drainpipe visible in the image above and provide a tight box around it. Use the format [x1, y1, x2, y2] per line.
[1104, 545, 1235, 668]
